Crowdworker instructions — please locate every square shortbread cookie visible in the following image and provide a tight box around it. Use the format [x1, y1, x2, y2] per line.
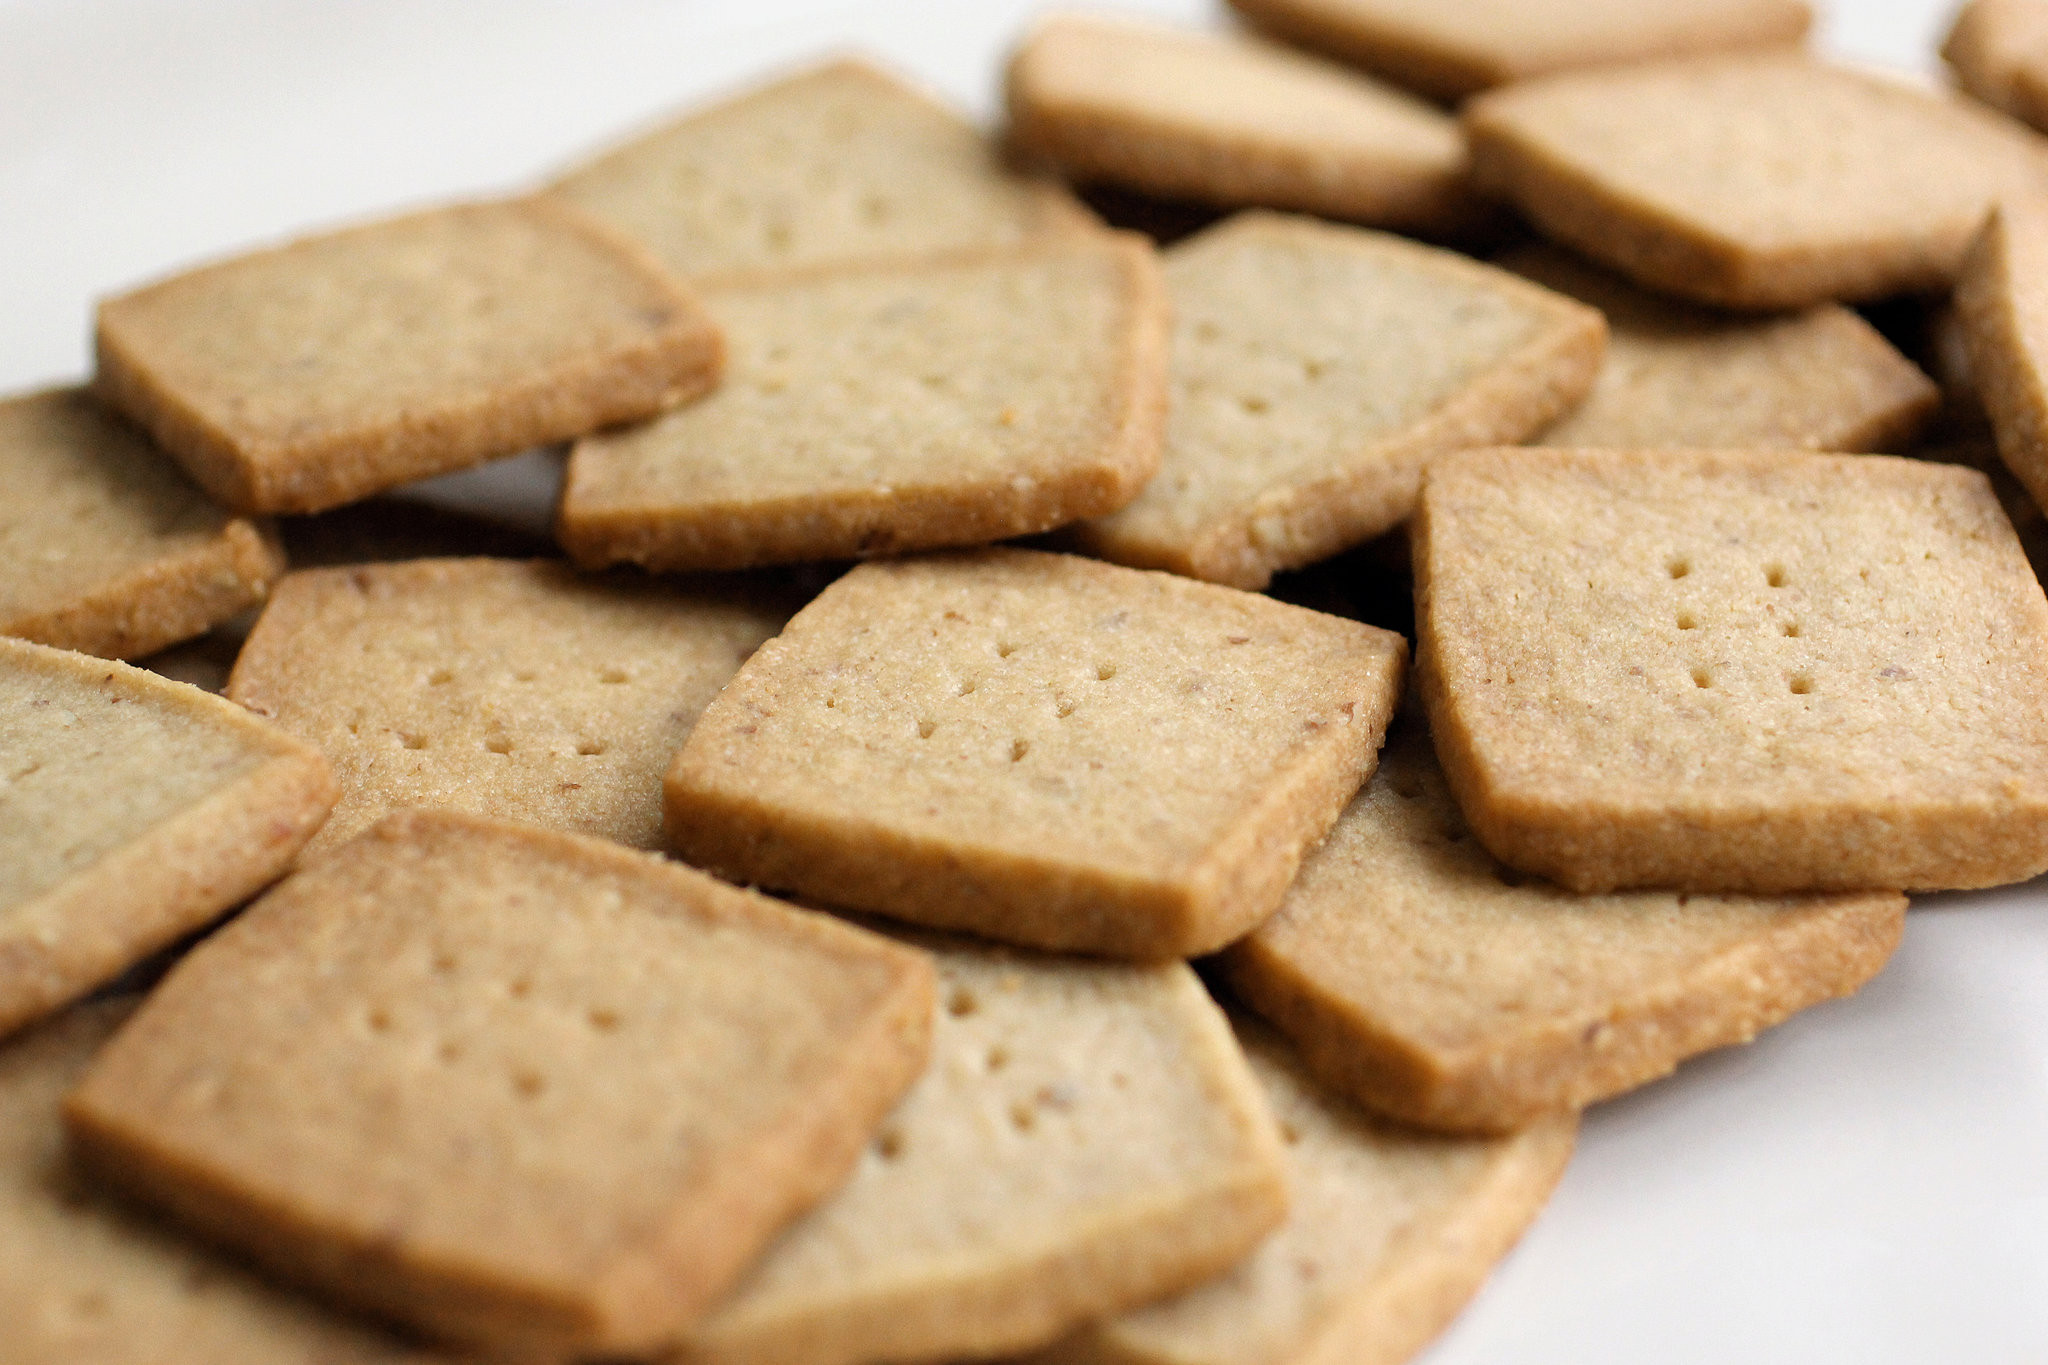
[1, 386, 284, 662]
[1228, 0, 1811, 100]
[63, 810, 936, 1359]
[1504, 246, 1938, 453]
[1, 1001, 438, 1365]
[682, 931, 1287, 1365]
[1955, 201, 2048, 526]
[1945, 0, 2048, 134]
[1073, 212, 1604, 590]
[95, 198, 723, 515]
[1027, 1017, 1576, 1365]
[546, 58, 1094, 284]
[226, 558, 793, 859]
[557, 235, 1168, 572]
[0, 638, 335, 1039]
[1222, 726, 1907, 1133]
[1003, 14, 1478, 235]
[666, 549, 1407, 959]
[1464, 54, 2048, 309]
[1415, 447, 2048, 894]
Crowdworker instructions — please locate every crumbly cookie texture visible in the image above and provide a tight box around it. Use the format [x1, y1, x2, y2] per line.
[1026, 1017, 1577, 1365]
[684, 929, 1287, 1365]
[1465, 54, 2048, 309]
[1004, 14, 1478, 235]
[63, 810, 936, 1359]
[667, 548, 1407, 959]
[1075, 212, 1604, 590]
[558, 235, 1168, 572]
[0, 638, 335, 1040]
[1223, 726, 1906, 1133]
[95, 198, 722, 515]
[1506, 245, 1937, 453]
[1228, 0, 1810, 100]
[227, 558, 792, 859]
[547, 57, 1095, 283]
[0, 387, 283, 661]
[1416, 446, 2048, 894]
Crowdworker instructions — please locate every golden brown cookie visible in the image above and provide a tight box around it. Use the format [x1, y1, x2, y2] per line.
[63, 809, 936, 1359]
[1945, 0, 2048, 133]
[1955, 201, 2048, 530]
[666, 548, 1407, 958]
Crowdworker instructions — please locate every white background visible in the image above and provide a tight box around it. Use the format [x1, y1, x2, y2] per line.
[2, 1, 2044, 1360]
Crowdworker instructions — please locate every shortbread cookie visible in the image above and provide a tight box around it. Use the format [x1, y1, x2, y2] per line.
[1465, 55, 2048, 309]
[1504, 246, 1938, 452]
[1229, 0, 1810, 100]
[64, 810, 936, 1358]
[1945, 0, 2048, 133]
[558, 236, 1168, 572]
[1, 387, 283, 660]
[227, 558, 791, 859]
[95, 198, 722, 515]
[3, 1001, 439, 1364]
[1415, 447, 2048, 894]
[1003, 15, 1476, 235]
[0, 639, 334, 1039]
[1956, 202, 2048, 525]
[1920, 439, 2048, 583]
[547, 58, 1093, 284]
[1073, 213, 1604, 590]
[667, 549, 1407, 958]
[1223, 727, 1907, 1133]
[685, 932, 1287, 1365]
[1029, 1018, 1576, 1365]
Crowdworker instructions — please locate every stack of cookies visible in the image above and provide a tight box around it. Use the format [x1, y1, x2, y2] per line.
[6, 1, 2048, 1361]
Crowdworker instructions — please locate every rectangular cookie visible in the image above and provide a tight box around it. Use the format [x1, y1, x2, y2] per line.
[1955, 200, 2048, 527]
[63, 809, 937, 1359]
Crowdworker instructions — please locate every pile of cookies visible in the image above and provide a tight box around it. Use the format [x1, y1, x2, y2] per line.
[8, 0, 2048, 1360]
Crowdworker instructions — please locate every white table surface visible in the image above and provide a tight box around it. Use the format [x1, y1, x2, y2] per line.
[3, 1, 2044, 1360]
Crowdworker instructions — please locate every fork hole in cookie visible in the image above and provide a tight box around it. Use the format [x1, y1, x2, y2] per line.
[400, 733, 428, 751]
[598, 667, 630, 685]
[512, 1070, 546, 1100]
[1010, 739, 1030, 762]
[1280, 1121, 1303, 1146]
[1054, 696, 1075, 718]
[366, 1008, 393, 1034]
[1667, 557, 1691, 580]
[1240, 395, 1270, 415]
[1096, 662, 1117, 681]
[875, 1128, 905, 1160]
[1009, 1102, 1037, 1134]
[1765, 565, 1788, 588]
[1692, 667, 1712, 689]
[576, 740, 606, 756]
[996, 641, 1017, 659]
[985, 1045, 1010, 1072]
[587, 1008, 620, 1033]
[427, 668, 453, 686]
[1676, 611, 1697, 631]
[507, 977, 532, 1000]
[1783, 622, 1801, 638]
[947, 986, 979, 1018]
[917, 719, 936, 740]
[1789, 674, 1814, 696]
[957, 678, 976, 696]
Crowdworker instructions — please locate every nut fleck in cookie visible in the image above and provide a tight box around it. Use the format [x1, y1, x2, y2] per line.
[558, 236, 1168, 572]
[1, 1001, 440, 1365]
[1028, 1017, 1576, 1365]
[1504, 246, 1938, 452]
[547, 58, 1093, 284]
[667, 549, 1407, 959]
[1074, 213, 1604, 591]
[227, 558, 792, 859]
[1945, 0, 2048, 133]
[1223, 727, 1906, 1133]
[1229, 0, 1810, 101]
[64, 810, 937, 1359]
[1465, 54, 2048, 309]
[1955, 201, 2048, 526]
[1003, 14, 1477, 235]
[1415, 447, 2048, 894]
[0, 638, 335, 1039]
[1, 387, 283, 660]
[95, 199, 723, 515]
[684, 932, 1287, 1365]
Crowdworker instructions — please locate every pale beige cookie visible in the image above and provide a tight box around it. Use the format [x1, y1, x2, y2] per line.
[1028, 1017, 1576, 1365]
[1222, 727, 1907, 1134]
[2, 1001, 441, 1365]
[0, 639, 335, 1040]
[1955, 201, 2048, 527]
[1073, 212, 1604, 590]
[547, 57, 1094, 284]
[1, 387, 283, 661]
[1945, 0, 2048, 133]
[1415, 447, 2048, 894]
[667, 548, 1407, 959]
[683, 932, 1287, 1365]
[1504, 246, 1938, 452]
[227, 558, 791, 859]
[558, 236, 1168, 572]
[1003, 14, 1477, 235]
[63, 809, 936, 1359]
[1920, 439, 2048, 584]
[1464, 55, 2048, 309]
[1229, 0, 1810, 101]
[95, 198, 722, 515]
